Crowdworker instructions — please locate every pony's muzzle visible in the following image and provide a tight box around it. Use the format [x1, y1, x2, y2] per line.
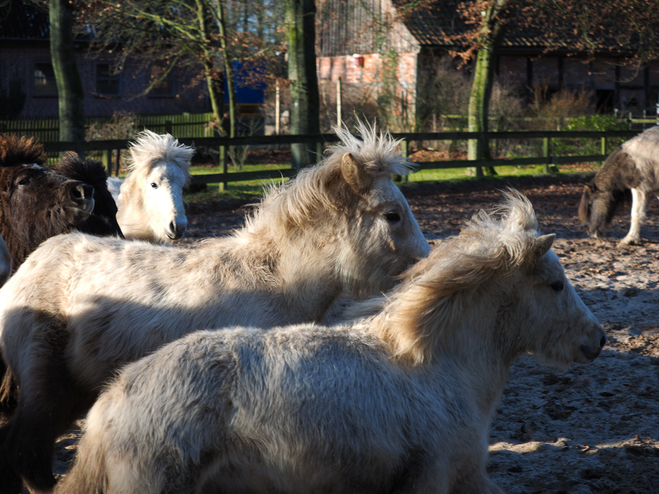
[167, 220, 187, 240]
[69, 183, 95, 218]
[579, 330, 607, 362]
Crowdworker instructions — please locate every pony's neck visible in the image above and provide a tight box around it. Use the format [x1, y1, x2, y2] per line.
[236, 225, 343, 323]
[368, 294, 517, 418]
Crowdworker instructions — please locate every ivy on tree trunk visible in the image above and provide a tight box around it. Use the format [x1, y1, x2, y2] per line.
[285, 0, 320, 168]
[50, 0, 85, 143]
[467, 0, 513, 176]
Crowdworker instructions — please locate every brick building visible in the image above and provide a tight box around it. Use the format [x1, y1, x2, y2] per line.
[0, 2, 209, 119]
[316, 0, 659, 128]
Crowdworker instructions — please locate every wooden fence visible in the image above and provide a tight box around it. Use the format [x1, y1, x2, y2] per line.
[0, 113, 216, 143]
[34, 129, 641, 189]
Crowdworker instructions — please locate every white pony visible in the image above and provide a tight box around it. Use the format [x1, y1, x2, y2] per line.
[0, 123, 430, 493]
[108, 130, 193, 242]
[55, 192, 606, 494]
[578, 125, 659, 246]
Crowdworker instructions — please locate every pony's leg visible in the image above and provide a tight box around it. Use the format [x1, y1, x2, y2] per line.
[449, 470, 504, 494]
[0, 359, 19, 424]
[0, 355, 80, 494]
[0, 439, 23, 494]
[0, 360, 22, 494]
[619, 188, 648, 246]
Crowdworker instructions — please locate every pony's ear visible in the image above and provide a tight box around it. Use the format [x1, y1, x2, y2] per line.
[341, 153, 371, 194]
[534, 234, 555, 260]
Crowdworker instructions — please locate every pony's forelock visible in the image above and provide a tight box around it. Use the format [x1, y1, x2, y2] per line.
[0, 135, 47, 167]
[246, 122, 410, 233]
[127, 130, 193, 181]
[330, 120, 414, 177]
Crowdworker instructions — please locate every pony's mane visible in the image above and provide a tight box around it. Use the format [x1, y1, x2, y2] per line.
[244, 122, 413, 232]
[52, 152, 110, 190]
[0, 135, 47, 167]
[328, 121, 413, 178]
[127, 130, 193, 182]
[373, 191, 542, 364]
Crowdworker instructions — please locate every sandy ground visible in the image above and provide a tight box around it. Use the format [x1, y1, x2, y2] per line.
[52, 172, 658, 493]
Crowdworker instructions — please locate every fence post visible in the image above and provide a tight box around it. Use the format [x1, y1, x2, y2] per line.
[219, 146, 227, 192]
[275, 83, 280, 136]
[115, 148, 121, 176]
[542, 137, 550, 174]
[336, 76, 342, 128]
[102, 150, 111, 175]
[316, 140, 323, 164]
[394, 139, 409, 183]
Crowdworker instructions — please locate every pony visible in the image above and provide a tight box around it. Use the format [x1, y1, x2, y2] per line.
[0, 235, 10, 288]
[54, 191, 606, 494]
[108, 130, 194, 243]
[578, 125, 659, 246]
[0, 122, 430, 493]
[51, 152, 123, 238]
[0, 135, 120, 270]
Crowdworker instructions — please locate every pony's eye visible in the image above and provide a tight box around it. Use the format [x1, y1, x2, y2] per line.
[18, 177, 30, 186]
[384, 210, 401, 223]
[150, 183, 158, 189]
[550, 280, 564, 292]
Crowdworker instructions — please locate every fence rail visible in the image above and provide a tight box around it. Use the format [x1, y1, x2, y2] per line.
[30, 129, 640, 188]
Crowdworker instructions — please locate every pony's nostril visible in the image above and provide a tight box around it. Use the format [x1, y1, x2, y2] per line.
[71, 184, 95, 214]
[71, 185, 84, 201]
[167, 221, 186, 240]
[71, 184, 94, 201]
[599, 334, 607, 349]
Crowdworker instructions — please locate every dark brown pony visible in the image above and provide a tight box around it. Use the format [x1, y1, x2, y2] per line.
[0, 135, 122, 270]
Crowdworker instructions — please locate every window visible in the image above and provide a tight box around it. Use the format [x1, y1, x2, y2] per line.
[34, 63, 57, 97]
[596, 90, 614, 114]
[148, 65, 174, 97]
[96, 63, 120, 96]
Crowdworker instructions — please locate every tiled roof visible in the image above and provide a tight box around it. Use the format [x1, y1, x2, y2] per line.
[396, 0, 645, 54]
[0, 2, 49, 41]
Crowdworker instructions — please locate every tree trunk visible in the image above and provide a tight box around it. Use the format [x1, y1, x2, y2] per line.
[467, 0, 510, 176]
[285, 0, 320, 168]
[49, 0, 85, 143]
[195, 0, 221, 133]
[216, 0, 237, 139]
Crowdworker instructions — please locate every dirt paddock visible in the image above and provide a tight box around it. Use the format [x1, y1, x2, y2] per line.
[54, 173, 658, 493]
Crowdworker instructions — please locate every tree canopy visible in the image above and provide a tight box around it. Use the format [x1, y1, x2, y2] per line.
[78, 0, 285, 134]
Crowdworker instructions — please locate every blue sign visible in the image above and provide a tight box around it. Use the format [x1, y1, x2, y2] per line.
[223, 61, 265, 104]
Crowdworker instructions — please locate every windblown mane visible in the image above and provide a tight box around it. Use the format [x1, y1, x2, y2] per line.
[0, 135, 47, 167]
[126, 130, 193, 183]
[372, 191, 542, 364]
[245, 121, 414, 233]
[329, 121, 412, 178]
[53, 152, 109, 190]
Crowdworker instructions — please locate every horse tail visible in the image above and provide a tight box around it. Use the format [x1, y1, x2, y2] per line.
[578, 185, 592, 224]
[53, 432, 108, 494]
